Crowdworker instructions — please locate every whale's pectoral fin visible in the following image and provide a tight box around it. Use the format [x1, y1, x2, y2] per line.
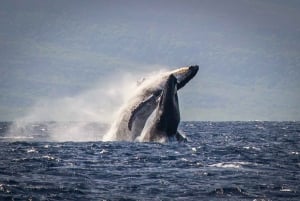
[128, 94, 159, 131]
[176, 131, 188, 142]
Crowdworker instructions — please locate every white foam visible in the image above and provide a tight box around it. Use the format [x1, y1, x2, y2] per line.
[27, 148, 38, 153]
[209, 162, 250, 169]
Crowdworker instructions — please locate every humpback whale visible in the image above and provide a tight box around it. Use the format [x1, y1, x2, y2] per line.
[137, 74, 180, 142]
[103, 65, 198, 142]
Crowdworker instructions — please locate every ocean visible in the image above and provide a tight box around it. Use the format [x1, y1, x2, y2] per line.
[0, 121, 299, 200]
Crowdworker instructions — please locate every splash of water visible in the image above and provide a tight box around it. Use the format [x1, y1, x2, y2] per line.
[6, 68, 169, 142]
[7, 72, 137, 141]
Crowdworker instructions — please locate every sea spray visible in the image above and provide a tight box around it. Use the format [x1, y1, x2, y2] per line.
[6, 72, 142, 141]
[6, 68, 169, 142]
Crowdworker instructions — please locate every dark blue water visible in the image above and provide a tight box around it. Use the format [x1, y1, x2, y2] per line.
[0, 122, 299, 200]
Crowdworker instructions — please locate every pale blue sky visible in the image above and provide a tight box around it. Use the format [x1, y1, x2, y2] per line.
[0, 0, 299, 121]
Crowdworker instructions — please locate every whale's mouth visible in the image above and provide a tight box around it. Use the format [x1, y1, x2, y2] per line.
[171, 65, 199, 90]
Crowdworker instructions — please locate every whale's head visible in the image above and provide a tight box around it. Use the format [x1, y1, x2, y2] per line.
[170, 65, 199, 90]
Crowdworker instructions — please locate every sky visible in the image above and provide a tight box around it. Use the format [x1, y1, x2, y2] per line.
[0, 0, 300, 121]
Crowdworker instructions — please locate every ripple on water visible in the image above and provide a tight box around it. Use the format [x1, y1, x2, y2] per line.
[0, 121, 299, 200]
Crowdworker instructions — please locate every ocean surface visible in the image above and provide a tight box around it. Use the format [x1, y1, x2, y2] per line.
[0, 121, 299, 200]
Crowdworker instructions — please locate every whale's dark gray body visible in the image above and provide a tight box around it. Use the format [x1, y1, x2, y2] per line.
[103, 65, 198, 142]
[137, 74, 180, 142]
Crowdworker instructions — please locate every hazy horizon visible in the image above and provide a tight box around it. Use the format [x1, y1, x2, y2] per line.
[1, 0, 300, 121]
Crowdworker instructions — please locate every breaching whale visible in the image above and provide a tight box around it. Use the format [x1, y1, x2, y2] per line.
[103, 65, 198, 142]
[137, 74, 180, 142]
